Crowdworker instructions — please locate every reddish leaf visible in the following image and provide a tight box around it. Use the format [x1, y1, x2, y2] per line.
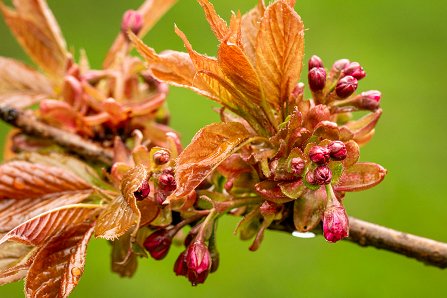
[240, 1, 265, 64]
[0, 204, 99, 246]
[335, 162, 387, 192]
[0, 0, 68, 80]
[0, 190, 94, 234]
[255, 180, 294, 203]
[293, 187, 326, 232]
[25, 223, 94, 298]
[0, 161, 91, 200]
[342, 140, 360, 167]
[279, 179, 306, 199]
[0, 241, 36, 285]
[255, 0, 304, 109]
[343, 109, 382, 142]
[197, 0, 228, 41]
[173, 122, 251, 198]
[0, 57, 53, 108]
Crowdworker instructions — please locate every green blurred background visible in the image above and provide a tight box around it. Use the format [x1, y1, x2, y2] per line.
[1, 0, 447, 297]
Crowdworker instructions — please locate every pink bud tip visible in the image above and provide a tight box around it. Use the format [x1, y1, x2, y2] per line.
[360, 90, 381, 110]
[336, 75, 358, 98]
[309, 146, 330, 165]
[186, 241, 211, 286]
[343, 62, 366, 80]
[308, 55, 324, 70]
[323, 204, 349, 243]
[327, 141, 347, 161]
[332, 59, 350, 72]
[134, 180, 150, 201]
[314, 165, 332, 185]
[308, 67, 327, 92]
[121, 10, 143, 37]
[143, 229, 172, 260]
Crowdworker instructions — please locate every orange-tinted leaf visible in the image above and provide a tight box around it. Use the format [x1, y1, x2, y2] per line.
[0, 57, 53, 108]
[173, 122, 251, 198]
[218, 41, 262, 105]
[0, 190, 94, 233]
[335, 162, 387, 192]
[293, 187, 326, 232]
[254, 180, 293, 203]
[342, 140, 360, 167]
[0, 242, 36, 285]
[0, 204, 98, 246]
[104, 0, 177, 68]
[255, 1, 304, 109]
[25, 223, 94, 298]
[279, 179, 305, 199]
[96, 164, 148, 239]
[197, 0, 228, 41]
[240, 1, 265, 64]
[138, 199, 160, 227]
[0, 0, 67, 80]
[0, 161, 91, 199]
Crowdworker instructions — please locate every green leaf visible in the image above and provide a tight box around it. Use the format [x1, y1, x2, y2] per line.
[293, 187, 326, 232]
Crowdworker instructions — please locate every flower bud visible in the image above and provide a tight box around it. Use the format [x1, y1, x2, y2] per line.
[308, 67, 326, 92]
[174, 251, 188, 276]
[121, 10, 143, 37]
[336, 75, 358, 98]
[343, 62, 366, 80]
[327, 141, 347, 161]
[359, 90, 381, 110]
[309, 146, 330, 165]
[314, 165, 332, 185]
[153, 149, 170, 165]
[186, 241, 211, 286]
[158, 172, 176, 192]
[308, 55, 324, 70]
[134, 180, 150, 201]
[305, 170, 316, 185]
[143, 229, 172, 260]
[332, 59, 350, 72]
[323, 203, 349, 243]
[290, 157, 305, 176]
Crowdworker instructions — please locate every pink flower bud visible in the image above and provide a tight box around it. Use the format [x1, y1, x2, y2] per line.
[186, 241, 211, 286]
[314, 165, 332, 185]
[332, 59, 350, 72]
[121, 10, 143, 37]
[305, 170, 316, 185]
[336, 75, 358, 98]
[291, 157, 305, 176]
[153, 149, 170, 165]
[359, 90, 381, 110]
[323, 202, 349, 243]
[343, 62, 366, 80]
[174, 251, 188, 276]
[309, 146, 330, 164]
[327, 141, 347, 161]
[134, 180, 150, 201]
[308, 55, 324, 70]
[143, 229, 172, 260]
[308, 67, 326, 92]
[158, 172, 176, 192]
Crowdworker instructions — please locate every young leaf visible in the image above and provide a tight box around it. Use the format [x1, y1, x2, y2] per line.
[255, 0, 304, 110]
[0, 242, 36, 285]
[173, 122, 251, 198]
[25, 223, 94, 298]
[334, 162, 387, 192]
[0, 204, 99, 246]
[343, 109, 382, 142]
[0, 0, 68, 80]
[293, 187, 327, 232]
[197, 0, 228, 41]
[111, 232, 138, 278]
[255, 180, 294, 203]
[240, 1, 265, 64]
[0, 161, 92, 200]
[0, 190, 94, 233]
[0, 57, 53, 108]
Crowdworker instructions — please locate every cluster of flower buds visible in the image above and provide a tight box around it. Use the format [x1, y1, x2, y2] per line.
[308, 55, 326, 92]
[306, 141, 347, 185]
[174, 240, 213, 286]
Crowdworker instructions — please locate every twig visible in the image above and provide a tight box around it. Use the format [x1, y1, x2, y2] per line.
[1, 104, 446, 269]
[0, 105, 114, 164]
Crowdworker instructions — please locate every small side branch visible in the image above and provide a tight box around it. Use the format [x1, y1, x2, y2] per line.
[0, 105, 114, 165]
[347, 216, 447, 269]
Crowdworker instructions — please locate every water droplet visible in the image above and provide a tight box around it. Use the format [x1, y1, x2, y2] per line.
[13, 178, 25, 190]
[71, 267, 82, 277]
[292, 231, 316, 239]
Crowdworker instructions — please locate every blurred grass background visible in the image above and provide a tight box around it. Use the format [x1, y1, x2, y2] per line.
[1, 0, 447, 297]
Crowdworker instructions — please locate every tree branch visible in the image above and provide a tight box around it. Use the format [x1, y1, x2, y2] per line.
[1, 105, 446, 269]
[0, 105, 114, 164]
